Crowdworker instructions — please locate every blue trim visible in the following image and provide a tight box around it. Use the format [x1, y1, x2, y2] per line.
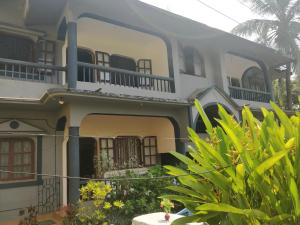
[0, 136, 43, 189]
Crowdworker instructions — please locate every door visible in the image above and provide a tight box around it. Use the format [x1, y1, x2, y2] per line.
[79, 138, 96, 178]
[77, 48, 94, 82]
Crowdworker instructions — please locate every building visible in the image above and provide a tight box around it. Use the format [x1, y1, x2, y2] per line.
[0, 0, 293, 222]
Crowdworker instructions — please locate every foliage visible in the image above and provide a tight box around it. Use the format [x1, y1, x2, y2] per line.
[274, 78, 300, 109]
[63, 181, 123, 225]
[160, 198, 175, 213]
[163, 99, 300, 225]
[106, 166, 177, 225]
[232, 0, 300, 68]
[18, 206, 37, 225]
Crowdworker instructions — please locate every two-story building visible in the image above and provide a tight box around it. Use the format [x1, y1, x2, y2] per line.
[0, 0, 293, 223]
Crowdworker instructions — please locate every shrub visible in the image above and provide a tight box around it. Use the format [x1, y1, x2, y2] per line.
[163, 99, 300, 225]
[106, 166, 176, 225]
[63, 181, 123, 225]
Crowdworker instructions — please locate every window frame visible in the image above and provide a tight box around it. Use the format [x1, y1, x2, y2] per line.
[180, 46, 205, 77]
[0, 138, 35, 182]
[137, 59, 152, 75]
[98, 136, 159, 171]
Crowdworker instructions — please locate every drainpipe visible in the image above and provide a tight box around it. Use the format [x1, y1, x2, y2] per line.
[67, 22, 77, 89]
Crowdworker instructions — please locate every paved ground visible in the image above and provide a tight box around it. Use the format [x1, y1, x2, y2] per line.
[0, 212, 64, 225]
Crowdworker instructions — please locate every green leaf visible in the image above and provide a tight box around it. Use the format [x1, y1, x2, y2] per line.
[195, 99, 213, 134]
[252, 148, 290, 176]
[171, 215, 201, 225]
[196, 203, 270, 220]
[289, 177, 300, 216]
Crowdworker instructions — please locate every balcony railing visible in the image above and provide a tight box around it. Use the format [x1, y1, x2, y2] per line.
[229, 86, 271, 103]
[78, 62, 175, 93]
[0, 58, 66, 84]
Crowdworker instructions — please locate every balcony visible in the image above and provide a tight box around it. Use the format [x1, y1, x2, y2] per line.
[77, 62, 174, 93]
[0, 57, 66, 99]
[0, 58, 65, 84]
[228, 86, 271, 103]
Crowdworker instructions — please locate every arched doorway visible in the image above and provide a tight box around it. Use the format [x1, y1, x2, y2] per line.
[195, 104, 233, 134]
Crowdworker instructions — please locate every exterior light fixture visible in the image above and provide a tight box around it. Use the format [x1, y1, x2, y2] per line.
[58, 97, 64, 105]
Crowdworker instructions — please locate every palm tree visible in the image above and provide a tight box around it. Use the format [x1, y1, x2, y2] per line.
[232, 0, 300, 59]
[232, 0, 300, 109]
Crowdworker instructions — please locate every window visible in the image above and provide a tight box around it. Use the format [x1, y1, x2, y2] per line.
[137, 59, 152, 75]
[242, 67, 266, 91]
[95, 51, 110, 82]
[227, 77, 241, 87]
[37, 39, 56, 80]
[0, 138, 35, 182]
[110, 54, 136, 71]
[99, 136, 158, 171]
[77, 48, 94, 82]
[143, 136, 158, 166]
[0, 33, 34, 62]
[181, 46, 205, 76]
[37, 39, 55, 66]
[110, 54, 137, 86]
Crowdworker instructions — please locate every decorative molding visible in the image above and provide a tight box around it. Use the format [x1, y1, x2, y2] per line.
[0, 119, 45, 133]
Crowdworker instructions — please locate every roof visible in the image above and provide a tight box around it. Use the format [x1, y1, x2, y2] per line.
[41, 88, 190, 106]
[188, 86, 241, 109]
[25, 0, 293, 67]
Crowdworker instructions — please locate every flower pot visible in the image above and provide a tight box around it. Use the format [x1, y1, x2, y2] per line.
[165, 213, 170, 221]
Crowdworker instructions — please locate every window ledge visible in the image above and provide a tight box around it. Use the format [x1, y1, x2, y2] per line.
[0, 178, 42, 189]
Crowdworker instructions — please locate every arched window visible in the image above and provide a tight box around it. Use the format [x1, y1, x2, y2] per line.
[0, 32, 34, 61]
[242, 67, 266, 92]
[181, 46, 205, 77]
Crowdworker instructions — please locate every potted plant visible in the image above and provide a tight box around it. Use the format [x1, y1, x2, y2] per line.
[160, 198, 174, 221]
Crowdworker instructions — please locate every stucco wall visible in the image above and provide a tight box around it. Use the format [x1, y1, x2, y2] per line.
[0, 111, 63, 221]
[80, 115, 176, 153]
[77, 18, 169, 77]
[224, 53, 260, 80]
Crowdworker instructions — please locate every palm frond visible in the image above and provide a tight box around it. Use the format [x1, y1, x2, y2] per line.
[243, 0, 281, 17]
[232, 19, 278, 38]
[287, 0, 300, 21]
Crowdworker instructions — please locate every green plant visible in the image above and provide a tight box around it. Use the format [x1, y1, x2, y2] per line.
[63, 181, 123, 225]
[160, 198, 174, 213]
[163, 99, 300, 225]
[106, 166, 177, 225]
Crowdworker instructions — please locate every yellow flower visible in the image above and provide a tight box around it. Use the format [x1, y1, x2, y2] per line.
[113, 200, 124, 208]
[103, 202, 112, 209]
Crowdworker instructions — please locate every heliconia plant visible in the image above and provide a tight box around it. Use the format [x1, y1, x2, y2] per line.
[162, 98, 300, 225]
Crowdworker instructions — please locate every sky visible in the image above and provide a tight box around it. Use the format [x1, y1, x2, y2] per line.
[139, 0, 258, 33]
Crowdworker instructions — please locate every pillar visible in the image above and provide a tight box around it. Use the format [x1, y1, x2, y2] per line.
[68, 126, 80, 204]
[67, 22, 78, 89]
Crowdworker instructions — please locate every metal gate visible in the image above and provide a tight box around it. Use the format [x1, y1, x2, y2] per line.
[37, 177, 61, 214]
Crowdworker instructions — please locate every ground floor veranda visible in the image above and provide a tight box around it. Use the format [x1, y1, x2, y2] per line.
[0, 96, 190, 223]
